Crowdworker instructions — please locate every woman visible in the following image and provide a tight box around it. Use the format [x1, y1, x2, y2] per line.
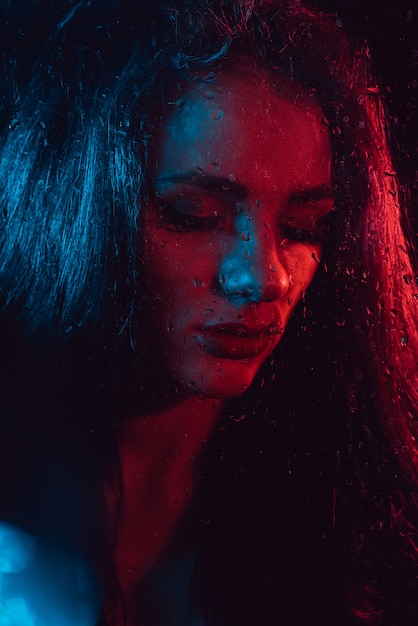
[0, 0, 417, 624]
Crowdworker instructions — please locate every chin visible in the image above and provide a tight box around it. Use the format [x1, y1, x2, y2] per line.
[178, 359, 262, 399]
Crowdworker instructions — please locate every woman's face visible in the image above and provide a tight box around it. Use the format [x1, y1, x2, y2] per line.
[141, 62, 333, 398]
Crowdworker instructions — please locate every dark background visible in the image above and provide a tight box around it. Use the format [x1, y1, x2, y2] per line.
[1, 0, 417, 241]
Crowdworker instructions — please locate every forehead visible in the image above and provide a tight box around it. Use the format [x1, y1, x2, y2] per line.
[153, 62, 331, 192]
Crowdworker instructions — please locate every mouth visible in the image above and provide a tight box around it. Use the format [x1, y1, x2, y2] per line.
[196, 322, 283, 359]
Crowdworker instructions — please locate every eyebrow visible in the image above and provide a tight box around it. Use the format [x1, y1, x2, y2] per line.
[154, 170, 249, 200]
[154, 171, 334, 205]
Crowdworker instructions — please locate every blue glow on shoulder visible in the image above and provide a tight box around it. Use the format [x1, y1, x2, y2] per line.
[0, 522, 100, 626]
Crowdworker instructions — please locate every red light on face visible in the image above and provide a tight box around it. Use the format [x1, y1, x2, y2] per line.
[141, 60, 332, 398]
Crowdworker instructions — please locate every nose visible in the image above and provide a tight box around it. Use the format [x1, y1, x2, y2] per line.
[216, 214, 290, 304]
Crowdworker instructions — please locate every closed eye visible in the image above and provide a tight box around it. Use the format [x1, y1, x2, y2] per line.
[157, 199, 226, 232]
[280, 224, 325, 243]
[279, 197, 334, 244]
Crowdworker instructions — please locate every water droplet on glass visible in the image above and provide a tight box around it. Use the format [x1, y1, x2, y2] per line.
[211, 109, 224, 121]
[230, 414, 246, 423]
[203, 90, 215, 100]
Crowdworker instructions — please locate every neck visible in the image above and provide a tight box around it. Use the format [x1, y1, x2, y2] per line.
[121, 394, 224, 461]
[104, 395, 224, 621]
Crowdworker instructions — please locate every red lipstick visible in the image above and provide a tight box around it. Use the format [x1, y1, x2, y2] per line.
[196, 322, 281, 359]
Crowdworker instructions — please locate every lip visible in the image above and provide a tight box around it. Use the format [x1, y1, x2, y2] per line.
[202, 322, 281, 337]
[196, 322, 282, 359]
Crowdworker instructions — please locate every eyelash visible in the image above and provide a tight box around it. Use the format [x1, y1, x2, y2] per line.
[279, 225, 324, 244]
[158, 200, 227, 232]
[157, 200, 327, 242]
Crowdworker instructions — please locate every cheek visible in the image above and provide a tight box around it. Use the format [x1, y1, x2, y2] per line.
[142, 226, 222, 294]
[284, 244, 322, 292]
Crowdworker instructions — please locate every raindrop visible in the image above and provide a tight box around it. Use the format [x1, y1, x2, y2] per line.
[175, 99, 185, 108]
[230, 414, 246, 423]
[211, 109, 224, 120]
[202, 90, 215, 100]
[8, 117, 19, 131]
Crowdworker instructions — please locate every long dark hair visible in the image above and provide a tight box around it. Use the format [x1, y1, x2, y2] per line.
[1, 1, 417, 624]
